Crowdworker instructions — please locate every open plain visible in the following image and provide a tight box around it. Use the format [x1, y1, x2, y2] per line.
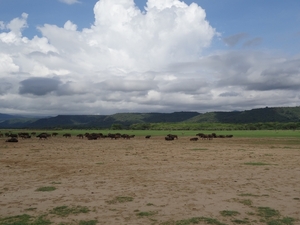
[0, 134, 299, 225]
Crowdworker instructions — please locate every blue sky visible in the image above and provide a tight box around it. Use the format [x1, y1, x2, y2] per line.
[0, 0, 300, 115]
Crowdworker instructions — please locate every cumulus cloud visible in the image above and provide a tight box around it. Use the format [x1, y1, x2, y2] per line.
[0, 0, 299, 115]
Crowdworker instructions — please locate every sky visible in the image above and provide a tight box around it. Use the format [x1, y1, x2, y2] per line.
[0, 0, 300, 116]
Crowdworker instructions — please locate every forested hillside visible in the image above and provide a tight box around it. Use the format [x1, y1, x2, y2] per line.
[0, 106, 300, 129]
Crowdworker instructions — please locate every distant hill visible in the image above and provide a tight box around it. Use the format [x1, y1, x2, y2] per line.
[0, 107, 300, 129]
[0, 113, 23, 122]
[186, 107, 300, 123]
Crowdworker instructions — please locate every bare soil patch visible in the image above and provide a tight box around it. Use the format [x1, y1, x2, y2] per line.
[0, 136, 299, 225]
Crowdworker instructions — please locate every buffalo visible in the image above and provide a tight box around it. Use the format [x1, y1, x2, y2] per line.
[190, 137, 198, 141]
[6, 137, 18, 142]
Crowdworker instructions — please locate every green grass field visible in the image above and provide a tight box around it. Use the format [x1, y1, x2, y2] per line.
[1, 129, 300, 138]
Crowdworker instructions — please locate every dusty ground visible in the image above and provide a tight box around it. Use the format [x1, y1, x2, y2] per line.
[0, 135, 299, 225]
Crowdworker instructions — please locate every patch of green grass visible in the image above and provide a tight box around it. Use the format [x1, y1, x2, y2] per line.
[31, 216, 52, 225]
[35, 186, 56, 192]
[106, 196, 134, 204]
[79, 220, 98, 225]
[231, 219, 249, 224]
[220, 210, 240, 217]
[257, 207, 280, 219]
[136, 211, 157, 217]
[24, 207, 37, 211]
[0, 214, 31, 225]
[50, 205, 90, 217]
[266, 217, 295, 225]
[96, 162, 104, 165]
[0, 214, 51, 225]
[238, 199, 253, 206]
[175, 217, 227, 225]
[244, 162, 272, 166]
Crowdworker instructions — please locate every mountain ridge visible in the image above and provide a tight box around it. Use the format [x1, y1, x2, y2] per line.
[0, 106, 300, 129]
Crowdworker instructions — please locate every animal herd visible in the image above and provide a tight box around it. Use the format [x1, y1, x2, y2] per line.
[1, 131, 233, 143]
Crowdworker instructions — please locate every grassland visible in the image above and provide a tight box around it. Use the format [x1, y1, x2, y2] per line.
[1, 129, 300, 138]
[0, 132, 299, 224]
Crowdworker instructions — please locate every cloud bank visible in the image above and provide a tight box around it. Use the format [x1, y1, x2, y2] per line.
[0, 0, 299, 115]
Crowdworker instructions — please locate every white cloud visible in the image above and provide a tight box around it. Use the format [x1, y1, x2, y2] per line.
[0, 0, 299, 115]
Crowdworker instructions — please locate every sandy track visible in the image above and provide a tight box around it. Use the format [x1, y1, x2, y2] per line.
[1, 136, 299, 224]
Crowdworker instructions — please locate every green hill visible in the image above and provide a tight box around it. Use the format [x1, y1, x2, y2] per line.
[1, 106, 300, 129]
[186, 107, 300, 123]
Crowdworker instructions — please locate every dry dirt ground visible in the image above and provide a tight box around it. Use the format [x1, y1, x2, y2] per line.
[0, 135, 299, 225]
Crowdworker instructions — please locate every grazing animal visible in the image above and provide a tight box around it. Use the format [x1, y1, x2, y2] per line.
[190, 137, 198, 141]
[145, 135, 151, 139]
[63, 133, 71, 138]
[36, 133, 48, 140]
[167, 134, 178, 139]
[196, 133, 204, 137]
[165, 136, 174, 141]
[77, 134, 84, 138]
[6, 137, 18, 142]
[87, 135, 98, 140]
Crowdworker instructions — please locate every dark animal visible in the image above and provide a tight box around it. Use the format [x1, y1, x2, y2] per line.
[87, 135, 98, 140]
[6, 137, 18, 142]
[145, 135, 151, 139]
[165, 136, 174, 141]
[167, 134, 178, 139]
[190, 137, 198, 141]
[36, 133, 48, 140]
[63, 133, 71, 138]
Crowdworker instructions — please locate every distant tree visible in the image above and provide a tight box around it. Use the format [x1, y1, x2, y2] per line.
[111, 124, 122, 130]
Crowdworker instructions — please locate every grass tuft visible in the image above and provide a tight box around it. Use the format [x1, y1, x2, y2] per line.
[50, 205, 90, 217]
[0, 214, 51, 225]
[79, 220, 98, 225]
[136, 211, 157, 217]
[220, 210, 240, 217]
[35, 186, 56, 192]
[106, 196, 133, 204]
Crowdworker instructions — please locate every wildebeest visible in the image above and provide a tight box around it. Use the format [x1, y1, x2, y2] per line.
[52, 132, 59, 137]
[190, 137, 198, 141]
[145, 135, 151, 139]
[77, 134, 84, 138]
